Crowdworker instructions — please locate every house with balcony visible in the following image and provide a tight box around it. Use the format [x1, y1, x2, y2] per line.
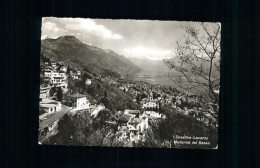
[43, 67, 53, 78]
[49, 72, 67, 85]
[40, 85, 51, 99]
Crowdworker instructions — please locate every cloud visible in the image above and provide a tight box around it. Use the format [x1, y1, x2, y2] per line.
[41, 35, 48, 40]
[41, 17, 123, 40]
[65, 18, 122, 39]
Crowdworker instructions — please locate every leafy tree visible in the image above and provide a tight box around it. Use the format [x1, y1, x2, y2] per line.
[164, 23, 221, 103]
[66, 66, 72, 75]
[48, 114, 75, 145]
[100, 97, 109, 106]
[56, 87, 63, 101]
[40, 76, 48, 85]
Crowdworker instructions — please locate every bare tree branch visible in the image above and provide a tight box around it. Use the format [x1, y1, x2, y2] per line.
[164, 22, 221, 103]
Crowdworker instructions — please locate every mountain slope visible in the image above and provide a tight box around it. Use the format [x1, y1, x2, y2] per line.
[41, 36, 140, 76]
[127, 57, 172, 73]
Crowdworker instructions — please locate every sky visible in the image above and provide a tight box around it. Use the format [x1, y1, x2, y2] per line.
[41, 17, 219, 60]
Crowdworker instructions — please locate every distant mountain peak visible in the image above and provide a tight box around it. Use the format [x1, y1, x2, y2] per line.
[56, 35, 82, 43]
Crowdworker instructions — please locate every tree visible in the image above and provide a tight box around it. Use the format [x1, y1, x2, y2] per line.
[56, 87, 63, 101]
[98, 109, 111, 122]
[164, 23, 221, 103]
[40, 76, 48, 85]
[66, 66, 71, 75]
[48, 114, 75, 145]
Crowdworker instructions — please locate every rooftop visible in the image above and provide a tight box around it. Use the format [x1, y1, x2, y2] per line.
[119, 114, 132, 122]
[67, 93, 87, 99]
[125, 109, 140, 114]
[40, 99, 60, 108]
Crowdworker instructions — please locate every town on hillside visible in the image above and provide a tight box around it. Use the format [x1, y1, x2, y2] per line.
[39, 18, 220, 149]
[38, 58, 219, 148]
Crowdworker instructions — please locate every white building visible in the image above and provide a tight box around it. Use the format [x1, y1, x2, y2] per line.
[51, 62, 57, 67]
[124, 109, 140, 117]
[76, 70, 81, 76]
[85, 78, 92, 85]
[142, 100, 159, 109]
[51, 72, 66, 78]
[40, 99, 62, 114]
[67, 93, 90, 110]
[142, 111, 162, 119]
[50, 72, 67, 85]
[70, 72, 79, 80]
[59, 66, 67, 73]
[141, 92, 160, 110]
[43, 68, 53, 78]
[127, 117, 149, 142]
[40, 86, 51, 99]
[127, 117, 149, 133]
[50, 77, 65, 85]
[90, 104, 105, 118]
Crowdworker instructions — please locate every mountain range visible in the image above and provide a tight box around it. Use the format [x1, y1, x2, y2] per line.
[41, 36, 140, 77]
[127, 57, 172, 73]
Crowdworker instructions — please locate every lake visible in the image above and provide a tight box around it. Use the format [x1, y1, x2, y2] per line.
[131, 70, 208, 94]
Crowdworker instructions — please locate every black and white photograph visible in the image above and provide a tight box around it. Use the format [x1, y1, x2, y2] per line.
[38, 17, 220, 149]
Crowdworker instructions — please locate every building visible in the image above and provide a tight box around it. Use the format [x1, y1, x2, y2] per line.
[124, 109, 140, 117]
[90, 104, 105, 118]
[142, 111, 162, 119]
[118, 114, 132, 126]
[141, 97, 159, 111]
[76, 70, 81, 76]
[51, 62, 57, 67]
[59, 66, 67, 73]
[39, 99, 61, 114]
[43, 67, 53, 78]
[118, 86, 125, 91]
[40, 86, 51, 99]
[85, 78, 92, 85]
[172, 102, 177, 108]
[49, 72, 67, 85]
[51, 63, 59, 71]
[141, 91, 160, 111]
[127, 117, 149, 142]
[50, 76, 65, 85]
[70, 72, 79, 80]
[38, 104, 72, 143]
[127, 117, 148, 133]
[51, 72, 66, 78]
[67, 93, 90, 110]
